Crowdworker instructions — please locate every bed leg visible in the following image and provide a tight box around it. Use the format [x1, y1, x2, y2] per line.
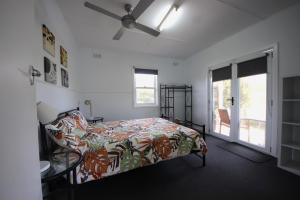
[192, 152, 206, 167]
[191, 123, 206, 167]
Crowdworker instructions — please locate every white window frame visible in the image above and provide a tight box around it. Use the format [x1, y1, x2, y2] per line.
[133, 68, 158, 107]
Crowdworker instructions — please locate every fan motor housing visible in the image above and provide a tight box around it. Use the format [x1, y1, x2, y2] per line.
[122, 15, 136, 29]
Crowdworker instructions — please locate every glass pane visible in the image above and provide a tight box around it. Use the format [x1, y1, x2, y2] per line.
[239, 74, 266, 147]
[136, 88, 155, 104]
[135, 74, 156, 88]
[213, 79, 231, 136]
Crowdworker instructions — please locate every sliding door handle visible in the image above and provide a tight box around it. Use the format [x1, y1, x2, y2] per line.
[227, 97, 234, 106]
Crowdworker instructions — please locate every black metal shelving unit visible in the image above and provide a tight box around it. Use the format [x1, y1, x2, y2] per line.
[160, 84, 206, 166]
[160, 84, 193, 127]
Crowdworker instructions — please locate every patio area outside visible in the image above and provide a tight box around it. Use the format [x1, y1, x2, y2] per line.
[213, 74, 267, 147]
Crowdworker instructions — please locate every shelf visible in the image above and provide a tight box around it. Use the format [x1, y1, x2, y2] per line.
[283, 99, 300, 102]
[280, 161, 300, 175]
[282, 121, 300, 126]
[161, 85, 192, 90]
[280, 76, 300, 176]
[282, 142, 300, 150]
[283, 76, 300, 99]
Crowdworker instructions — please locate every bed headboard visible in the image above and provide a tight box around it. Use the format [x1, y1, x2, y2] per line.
[56, 108, 79, 120]
[39, 107, 79, 159]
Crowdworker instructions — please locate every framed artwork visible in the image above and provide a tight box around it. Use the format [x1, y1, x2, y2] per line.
[61, 68, 69, 88]
[42, 24, 55, 57]
[60, 46, 68, 68]
[44, 57, 57, 84]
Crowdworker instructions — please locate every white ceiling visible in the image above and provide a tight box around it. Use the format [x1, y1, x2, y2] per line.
[57, 0, 299, 59]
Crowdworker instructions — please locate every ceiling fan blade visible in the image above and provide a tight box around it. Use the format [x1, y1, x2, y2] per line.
[113, 27, 125, 40]
[135, 23, 160, 37]
[84, 1, 122, 21]
[131, 0, 154, 19]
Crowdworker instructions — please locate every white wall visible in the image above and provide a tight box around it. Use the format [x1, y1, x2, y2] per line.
[35, 0, 81, 112]
[77, 48, 187, 121]
[185, 3, 300, 156]
[0, 0, 42, 199]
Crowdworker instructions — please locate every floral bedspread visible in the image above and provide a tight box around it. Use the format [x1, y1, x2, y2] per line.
[47, 112, 207, 184]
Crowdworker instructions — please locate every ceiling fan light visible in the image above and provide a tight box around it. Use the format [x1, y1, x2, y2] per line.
[84, 1, 159, 39]
[157, 4, 181, 31]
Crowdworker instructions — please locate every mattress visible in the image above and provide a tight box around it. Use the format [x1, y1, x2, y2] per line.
[47, 113, 207, 184]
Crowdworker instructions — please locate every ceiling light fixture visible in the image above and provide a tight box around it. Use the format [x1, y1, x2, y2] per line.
[157, 4, 180, 31]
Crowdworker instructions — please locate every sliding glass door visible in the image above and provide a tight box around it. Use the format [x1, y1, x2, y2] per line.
[238, 74, 267, 147]
[213, 79, 231, 136]
[211, 66, 232, 138]
[237, 55, 269, 149]
[209, 53, 272, 153]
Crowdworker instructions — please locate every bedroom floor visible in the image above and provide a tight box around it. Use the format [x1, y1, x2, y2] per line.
[56, 136, 300, 200]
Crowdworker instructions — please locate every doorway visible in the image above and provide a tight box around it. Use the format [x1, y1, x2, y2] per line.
[209, 51, 273, 154]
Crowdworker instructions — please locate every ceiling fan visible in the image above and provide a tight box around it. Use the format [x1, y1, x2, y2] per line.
[84, 0, 160, 40]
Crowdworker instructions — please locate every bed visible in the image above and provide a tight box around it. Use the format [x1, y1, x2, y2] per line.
[42, 109, 207, 184]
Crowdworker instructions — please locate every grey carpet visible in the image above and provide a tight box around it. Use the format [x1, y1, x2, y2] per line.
[51, 135, 300, 200]
[217, 141, 273, 163]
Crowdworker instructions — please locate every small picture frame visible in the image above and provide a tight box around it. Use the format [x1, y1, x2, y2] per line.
[60, 46, 68, 68]
[42, 24, 55, 57]
[44, 57, 57, 84]
[61, 68, 69, 88]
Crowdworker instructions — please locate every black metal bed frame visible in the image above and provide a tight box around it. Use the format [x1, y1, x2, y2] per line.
[160, 84, 206, 166]
[191, 123, 206, 167]
[40, 107, 206, 166]
[40, 108, 79, 160]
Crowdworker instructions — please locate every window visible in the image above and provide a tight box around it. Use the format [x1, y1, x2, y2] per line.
[133, 68, 158, 107]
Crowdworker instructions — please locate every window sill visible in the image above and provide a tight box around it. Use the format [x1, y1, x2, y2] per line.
[134, 104, 159, 108]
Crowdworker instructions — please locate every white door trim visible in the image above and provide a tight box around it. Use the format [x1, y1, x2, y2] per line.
[207, 44, 279, 156]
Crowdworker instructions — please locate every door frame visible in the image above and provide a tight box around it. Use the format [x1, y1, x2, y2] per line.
[207, 44, 278, 156]
[208, 61, 234, 142]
